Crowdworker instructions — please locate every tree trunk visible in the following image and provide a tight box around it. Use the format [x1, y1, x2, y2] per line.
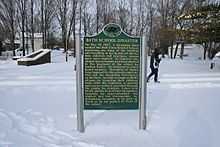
[44, 5, 47, 49]
[170, 3, 175, 59]
[140, 0, 145, 36]
[26, 15, 29, 55]
[63, 0, 67, 53]
[208, 41, 212, 59]
[203, 42, 208, 60]
[180, 42, 184, 59]
[67, 13, 75, 50]
[73, 14, 76, 57]
[8, 0, 15, 56]
[22, 0, 26, 56]
[22, 28, 25, 56]
[79, 1, 82, 37]
[83, 3, 87, 36]
[31, 0, 34, 52]
[11, 21, 15, 56]
[174, 43, 179, 59]
[129, 0, 133, 34]
[148, 8, 153, 54]
[170, 41, 174, 59]
[0, 41, 2, 56]
[96, 0, 99, 33]
[41, 0, 45, 49]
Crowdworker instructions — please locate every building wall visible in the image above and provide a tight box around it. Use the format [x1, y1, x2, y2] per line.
[18, 33, 43, 52]
[33, 38, 42, 51]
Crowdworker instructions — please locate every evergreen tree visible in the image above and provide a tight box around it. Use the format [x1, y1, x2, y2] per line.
[178, 3, 220, 59]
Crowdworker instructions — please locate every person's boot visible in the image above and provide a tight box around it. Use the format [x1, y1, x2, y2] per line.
[154, 80, 160, 83]
[146, 77, 150, 83]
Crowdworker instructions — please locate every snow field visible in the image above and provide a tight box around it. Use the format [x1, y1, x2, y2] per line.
[1, 46, 220, 147]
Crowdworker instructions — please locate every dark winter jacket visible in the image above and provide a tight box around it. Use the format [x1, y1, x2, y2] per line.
[150, 54, 161, 69]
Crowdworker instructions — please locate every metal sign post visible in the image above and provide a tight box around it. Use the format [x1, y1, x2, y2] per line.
[76, 35, 85, 133]
[139, 36, 147, 130]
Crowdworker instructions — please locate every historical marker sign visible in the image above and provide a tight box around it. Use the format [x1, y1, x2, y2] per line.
[84, 24, 140, 110]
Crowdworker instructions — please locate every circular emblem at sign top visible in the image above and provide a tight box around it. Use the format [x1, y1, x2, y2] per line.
[103, 24, 121, 37]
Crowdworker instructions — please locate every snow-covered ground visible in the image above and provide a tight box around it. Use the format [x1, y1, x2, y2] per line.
[1, 46, 220, 147]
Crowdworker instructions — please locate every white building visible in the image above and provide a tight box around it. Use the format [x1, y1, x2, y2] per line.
[2, 33, 43, 57]
[17, 33, 43, 51]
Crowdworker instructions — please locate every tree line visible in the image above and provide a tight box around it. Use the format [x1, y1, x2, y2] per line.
[0, 0, 219, 59]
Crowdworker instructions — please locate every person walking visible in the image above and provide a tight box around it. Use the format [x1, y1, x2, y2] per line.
[147, 50, 161, 83]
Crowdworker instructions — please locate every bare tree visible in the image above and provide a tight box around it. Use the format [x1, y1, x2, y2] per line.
[0, 0, 16, 56]
[128, 0, 134, 34]
[173, 0, 191, 59]
[140, 0, 148, 35]
[56, 0, 68, 52]
[71, 0, 77, 54]
[82, 0, 90, 36]
[17, 0, 27, 56]
[40, 0, 56, 49]
[45, 0, 56, 48]
[118, 0, 129, 31]
[26, 9, 29, 54]
[146, 0, 156, 53]
[31, 0, 34, 52]
[55, 0, 78, 59]
[95, 0, 116, 33]
[169, 0, 177, 58]
[41, 0, 44, 48]
[96, 0, 100, 33]
[135, 0, 147, 36]
[79, 0, 83, 37]
[102, 0, 112, 25]
[0, 23, 4, 56]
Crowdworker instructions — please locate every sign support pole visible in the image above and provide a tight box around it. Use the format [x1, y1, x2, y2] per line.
[139, 36, 147, 130]
[76, 36, 85, 133]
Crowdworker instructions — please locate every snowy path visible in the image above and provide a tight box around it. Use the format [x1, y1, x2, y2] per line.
[161, 73, 220, 88]
[0, 77, 74, 86]
[146, 58, 220, 147]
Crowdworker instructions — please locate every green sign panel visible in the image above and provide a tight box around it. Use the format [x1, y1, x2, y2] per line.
[84, 24, 140, 110]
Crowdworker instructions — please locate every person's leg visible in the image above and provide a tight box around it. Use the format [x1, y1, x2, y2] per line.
[154, 68, 159, 82]
[147, 68, 154, 82]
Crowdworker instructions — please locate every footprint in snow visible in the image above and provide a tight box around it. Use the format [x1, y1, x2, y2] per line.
[0, 109, 105, 147]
